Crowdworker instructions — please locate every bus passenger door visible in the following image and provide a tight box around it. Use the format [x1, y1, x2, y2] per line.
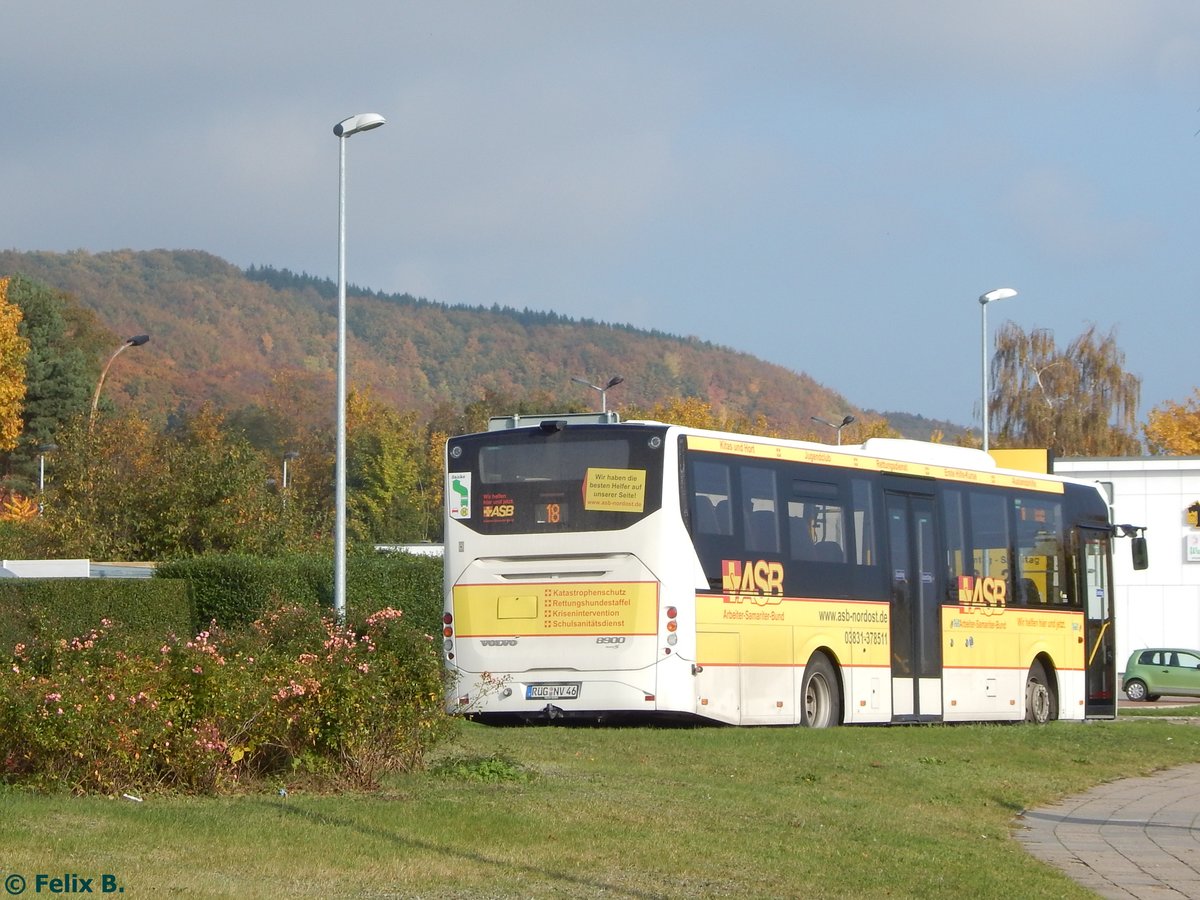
[885, 486, 943, 721]
[1079, 527, 1116, 719]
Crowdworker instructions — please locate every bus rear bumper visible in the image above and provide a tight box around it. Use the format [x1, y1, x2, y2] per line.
[448, 670, 682, 720]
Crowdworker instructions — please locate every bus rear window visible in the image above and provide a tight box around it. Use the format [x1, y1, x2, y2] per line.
[479, 440, 631, 483]
[448, 425, 667, 534]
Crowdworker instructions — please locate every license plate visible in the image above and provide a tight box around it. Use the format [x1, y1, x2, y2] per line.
[525, 682, 581, 700]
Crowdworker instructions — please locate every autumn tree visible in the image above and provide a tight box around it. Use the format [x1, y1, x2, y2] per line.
[36, 407, 307, 559]
[989, 322, 1141, 456]
[1144, 389, 1200, 455]
[0, 277, 30, 452]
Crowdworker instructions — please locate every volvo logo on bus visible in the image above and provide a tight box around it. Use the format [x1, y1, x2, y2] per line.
[480, 639, 519, 647]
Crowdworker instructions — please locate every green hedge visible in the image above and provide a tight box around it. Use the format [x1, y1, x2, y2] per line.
[0, 578, 194, 653]
[0, 552, 443, 654]
[156, 551, 443, 636]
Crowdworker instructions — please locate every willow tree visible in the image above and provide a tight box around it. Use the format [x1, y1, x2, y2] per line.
[989, 322, 1141, 457]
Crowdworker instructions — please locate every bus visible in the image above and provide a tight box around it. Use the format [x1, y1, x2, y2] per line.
[442, 413, 1141, 726]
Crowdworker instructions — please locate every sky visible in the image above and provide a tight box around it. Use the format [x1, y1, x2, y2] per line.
[4, 2, 1199, 427]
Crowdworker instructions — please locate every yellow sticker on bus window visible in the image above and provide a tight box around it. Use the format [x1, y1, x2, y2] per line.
[583, 468, 646, 513]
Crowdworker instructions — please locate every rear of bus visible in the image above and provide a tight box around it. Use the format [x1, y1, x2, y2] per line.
[442, 417, 696, 721]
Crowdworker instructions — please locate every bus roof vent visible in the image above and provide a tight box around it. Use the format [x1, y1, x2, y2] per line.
[488, 412, 620, 431]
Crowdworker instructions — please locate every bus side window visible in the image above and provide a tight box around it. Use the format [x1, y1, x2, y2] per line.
[789, 502, 817, 559]
[690, 460, 733, 536]
[747, 509, 779, 552]
[813, 540, 844, 563]
[694, 500, 720, 534]
[741, 466, 779, 553]
[713, 499, 731, 535]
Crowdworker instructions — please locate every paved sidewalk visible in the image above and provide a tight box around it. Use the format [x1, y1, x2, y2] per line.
[1016, 762, 1200, 899]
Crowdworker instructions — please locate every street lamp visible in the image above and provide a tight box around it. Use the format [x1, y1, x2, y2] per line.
[90, 334, 149, 428]
[571, 375, 623, 413]
[333, 112, 385, 623]
[978, 288, 1018, 452]
[811, 414, 855, 446]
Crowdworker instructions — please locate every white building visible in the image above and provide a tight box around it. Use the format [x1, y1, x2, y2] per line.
[1054, 457, 1200, 670]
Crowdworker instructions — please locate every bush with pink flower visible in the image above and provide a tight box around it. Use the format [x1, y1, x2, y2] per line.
[0, 603, 452, 794]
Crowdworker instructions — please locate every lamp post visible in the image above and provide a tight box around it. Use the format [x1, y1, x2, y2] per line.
[811, 414, 855, 446]
[282, 450, 299, 509]
[90, 334, 149, 428]
[571, 375, 623, 413]
[978, 288, 1017, 452]
[37, 443, 57, 514]
[333, 112, 385, 623]
[282, 450, 299, 490]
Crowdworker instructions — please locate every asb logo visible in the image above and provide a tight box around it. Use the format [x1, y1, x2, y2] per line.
[722, 559, 784, 604]
[957, 575, 1007, 610]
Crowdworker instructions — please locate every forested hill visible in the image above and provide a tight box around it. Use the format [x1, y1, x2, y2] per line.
[0, 248, 916, 436]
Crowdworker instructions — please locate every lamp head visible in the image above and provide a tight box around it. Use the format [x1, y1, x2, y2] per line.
[334, 113, 386, 138]
[840, 415, 855, 427]
[604, 376, 624, 390]
[127, 334, 150, 347]
[979, 287, 1017, 305]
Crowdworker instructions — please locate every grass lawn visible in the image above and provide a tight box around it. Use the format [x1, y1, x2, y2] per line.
[2, 717, 1198, 898]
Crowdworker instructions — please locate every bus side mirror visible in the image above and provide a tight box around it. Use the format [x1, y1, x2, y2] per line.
[1131, 536, 1148, 571]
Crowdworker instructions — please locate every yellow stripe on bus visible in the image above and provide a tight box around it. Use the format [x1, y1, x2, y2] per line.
[686, 435, 1065, 494]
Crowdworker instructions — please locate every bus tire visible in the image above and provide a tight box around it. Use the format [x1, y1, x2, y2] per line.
[1024, 661, 1054, 724]
[801, 653, 841, 728]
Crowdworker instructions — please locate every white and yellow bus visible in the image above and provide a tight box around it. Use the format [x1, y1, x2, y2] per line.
[443, 413, 1135, 726]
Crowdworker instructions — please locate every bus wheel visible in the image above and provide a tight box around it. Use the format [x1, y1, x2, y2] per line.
[1024, 662, 1053, 724]
[801, 654, 841, 728]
